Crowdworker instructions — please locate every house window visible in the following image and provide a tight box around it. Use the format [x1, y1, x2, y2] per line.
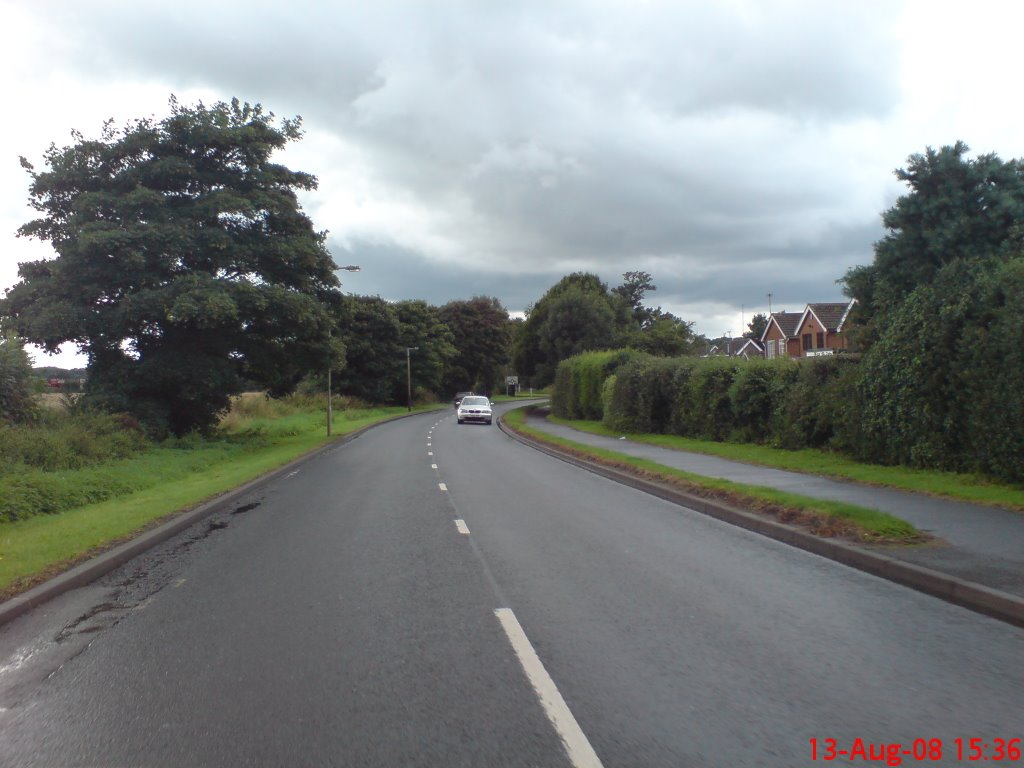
[816, 332, 825, 348]
[802, 334, 812, 351]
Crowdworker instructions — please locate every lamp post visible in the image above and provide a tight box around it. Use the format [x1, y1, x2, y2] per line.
[406, 347, 419, 412]
[328, 264, 361, 436]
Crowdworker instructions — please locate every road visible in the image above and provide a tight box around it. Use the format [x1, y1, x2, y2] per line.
[0, 403, 1021, 766]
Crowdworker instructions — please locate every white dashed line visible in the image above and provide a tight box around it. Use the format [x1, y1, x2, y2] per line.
[428, 452, 433, 456]
[438, 483, 448, 492]
[454, 519, 470, 535]
[494, 608, 604, 768]
[431, 464, 438, 469]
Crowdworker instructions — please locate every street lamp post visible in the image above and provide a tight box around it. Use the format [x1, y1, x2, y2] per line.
[328, 264, 361, 436]
[406, 347, 419, 412]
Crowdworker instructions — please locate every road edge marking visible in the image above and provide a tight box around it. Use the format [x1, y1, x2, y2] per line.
[493, 607, 604, 768]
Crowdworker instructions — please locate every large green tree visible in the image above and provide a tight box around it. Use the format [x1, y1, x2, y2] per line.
[842, 141, 1024, 343]
[1, 97, 340, 435]
[513, 273, 621, 386]
[331, 295, 404, 404]
[331, 295, 456, 405]
[439, 296, 513, 395]
[394, 299, 456, 402]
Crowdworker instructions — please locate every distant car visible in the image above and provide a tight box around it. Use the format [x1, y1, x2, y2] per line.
[456, 395, 493, 425]
[453, 391, 474, 408]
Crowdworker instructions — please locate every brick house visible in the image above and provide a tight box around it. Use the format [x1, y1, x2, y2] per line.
[760, 300, 856, 358]
[760, 311, 802, 359]
[794, 301, 856, 357]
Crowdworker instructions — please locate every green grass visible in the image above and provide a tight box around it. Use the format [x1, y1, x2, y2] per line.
[503, 408, 921, 543]
[545, 415, 1024, 512]
[0, 403, 444, 597]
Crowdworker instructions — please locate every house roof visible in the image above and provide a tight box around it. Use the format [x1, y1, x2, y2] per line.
[760, 311, 802, 343]
[798, 300, 857, 333]
[732, 338, 763, 358]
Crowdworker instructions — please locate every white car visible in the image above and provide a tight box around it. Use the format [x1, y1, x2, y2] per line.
[456, 395, 493, 425]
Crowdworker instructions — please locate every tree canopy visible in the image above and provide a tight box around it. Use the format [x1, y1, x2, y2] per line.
[513, 271, 697, 385]
[745, 313, 768, 340]
[842, 141, 1024, 341]
[1, 97, 340, 435]
[439, 297, 513, 395]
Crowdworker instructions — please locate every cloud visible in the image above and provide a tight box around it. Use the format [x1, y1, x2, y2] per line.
[3, 0, 971, 355]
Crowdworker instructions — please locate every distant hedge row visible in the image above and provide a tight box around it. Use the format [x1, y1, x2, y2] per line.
[598, 354, 860, 450]
[551, 345, 1024, 484]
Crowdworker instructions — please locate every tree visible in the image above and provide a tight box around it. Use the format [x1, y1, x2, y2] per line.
[842, 141, 1024, 342]
[1, 97, 340, 435]
[612, 270, 657, 328]
[539, 286, 617, 369]
[627, 314, 698, 357]
[513, 273, 620, 386]
[394, 299, 456, 402]
[745, 313, 768, 340]
[0, 333, 38, 424]
[332, 295, 404, 404]
[439, 297, 512, 395]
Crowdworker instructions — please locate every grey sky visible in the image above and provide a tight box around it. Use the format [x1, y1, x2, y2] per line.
[4, 0, 1024, 365]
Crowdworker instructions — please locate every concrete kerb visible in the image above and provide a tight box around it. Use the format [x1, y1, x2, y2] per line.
[498, 414, 1024, 629]
[0, 408, 438, 628]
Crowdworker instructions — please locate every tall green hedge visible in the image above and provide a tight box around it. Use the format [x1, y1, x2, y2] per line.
[551, 270, 1024, 484]
[857, 255, 1024, 482]
[551, 349, 644, 420]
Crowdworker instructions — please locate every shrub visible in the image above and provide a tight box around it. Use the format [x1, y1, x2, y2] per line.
[604, 356, 684, 433]
[0, 334, 38, 425]
[682, 358, 741, 440]
[728, 359, 797, 443]
[552, 349, 644, 420]
[772, 356, 858, 450]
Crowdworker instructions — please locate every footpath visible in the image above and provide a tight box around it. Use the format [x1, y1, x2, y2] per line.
[518, 409, 1024, 621]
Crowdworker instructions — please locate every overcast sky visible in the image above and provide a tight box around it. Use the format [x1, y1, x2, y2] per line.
[4, 0, 1024, 367]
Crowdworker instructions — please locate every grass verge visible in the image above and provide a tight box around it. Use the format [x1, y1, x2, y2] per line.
[0, 403, 443, 599]
[503, 407, 923, 545]
[545, 415, 1024, 512]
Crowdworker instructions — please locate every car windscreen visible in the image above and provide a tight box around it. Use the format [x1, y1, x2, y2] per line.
[460, 397, 488, 406]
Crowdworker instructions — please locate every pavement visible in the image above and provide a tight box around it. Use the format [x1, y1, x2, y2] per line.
[514, 407, 1024, 625]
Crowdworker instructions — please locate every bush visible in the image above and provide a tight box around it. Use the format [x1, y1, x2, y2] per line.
[552, 349, 644, 420]
[0, 334, 38, 425]
[681, 358, 741, 440]
[604, 356, 686, 433]
[0, 410, 148, 474]
[728, 359, 798, 444]
[771, 356, 858, 450]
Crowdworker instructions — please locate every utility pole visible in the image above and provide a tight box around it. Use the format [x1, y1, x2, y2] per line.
[767, 292, 773, 316]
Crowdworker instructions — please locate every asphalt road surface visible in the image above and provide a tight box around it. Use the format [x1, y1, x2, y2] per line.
[0, 403, 1021, 767]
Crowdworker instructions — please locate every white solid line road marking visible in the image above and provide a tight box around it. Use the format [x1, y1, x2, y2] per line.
[454, 519, 470, 535]
[438, 483, 448, 491]
[494, 608, 604, 768]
